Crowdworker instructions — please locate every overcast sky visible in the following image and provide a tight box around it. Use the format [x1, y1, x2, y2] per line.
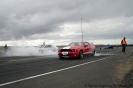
[0, 0, 133, 46]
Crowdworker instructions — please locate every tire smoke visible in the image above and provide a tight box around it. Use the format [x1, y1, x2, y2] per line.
[3, 45, 58, 56]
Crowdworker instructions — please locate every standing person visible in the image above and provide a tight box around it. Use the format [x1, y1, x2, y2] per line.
[121, 37, 127, 53]
[42, 42, 45, 47]
[4, 44, 8, 55]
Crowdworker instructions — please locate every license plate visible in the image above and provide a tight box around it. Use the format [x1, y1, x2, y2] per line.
[62, 52, 68, 55]
[63, 56, 69, 57]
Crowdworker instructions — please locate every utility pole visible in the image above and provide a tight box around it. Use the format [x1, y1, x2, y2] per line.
[81, 18, 83, 42]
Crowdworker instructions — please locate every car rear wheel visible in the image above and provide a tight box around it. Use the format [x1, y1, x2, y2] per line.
[91, 50, 95, 56]
[79, 50, 84, 59]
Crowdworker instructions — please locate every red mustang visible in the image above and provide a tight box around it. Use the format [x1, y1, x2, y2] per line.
[58, 42, 96, 59]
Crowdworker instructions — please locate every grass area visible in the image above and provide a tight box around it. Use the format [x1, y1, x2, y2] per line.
[121, 69, 133, 87]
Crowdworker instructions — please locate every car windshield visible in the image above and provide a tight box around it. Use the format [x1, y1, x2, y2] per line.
[69, 42, 83, 46]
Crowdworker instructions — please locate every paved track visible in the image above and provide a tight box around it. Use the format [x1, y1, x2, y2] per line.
[0, 47, 133, 88]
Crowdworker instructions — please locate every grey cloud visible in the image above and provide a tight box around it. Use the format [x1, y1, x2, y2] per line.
[0, 0, 133, 43]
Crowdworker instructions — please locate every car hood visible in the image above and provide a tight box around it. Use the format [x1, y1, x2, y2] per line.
[61, 46, 83, 49]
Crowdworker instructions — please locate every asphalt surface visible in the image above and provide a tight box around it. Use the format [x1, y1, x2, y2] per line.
[0, 47, 133, 88]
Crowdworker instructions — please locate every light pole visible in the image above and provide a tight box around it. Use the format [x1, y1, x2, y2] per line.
[81, 18, 83, 42]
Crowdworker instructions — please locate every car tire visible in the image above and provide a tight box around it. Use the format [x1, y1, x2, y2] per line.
[91, 50, 95, 56]
[79, 50, 84, 59]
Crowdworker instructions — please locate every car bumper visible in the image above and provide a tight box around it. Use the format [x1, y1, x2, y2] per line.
[58, 52, 79, 58]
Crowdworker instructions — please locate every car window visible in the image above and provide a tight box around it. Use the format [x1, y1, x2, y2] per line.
[91, 42, 93, 45]
[85, 42, 88, 46]
[69, 43, 75, 46]
[88, 43, 91, 46]
[85, 42, 91, 46]
[69, 42, 83, 46]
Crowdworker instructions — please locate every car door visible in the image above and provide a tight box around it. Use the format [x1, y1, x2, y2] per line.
[84, 42, 90, 54]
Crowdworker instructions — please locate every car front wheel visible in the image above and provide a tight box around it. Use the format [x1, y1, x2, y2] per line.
[79, 50, 84, 59]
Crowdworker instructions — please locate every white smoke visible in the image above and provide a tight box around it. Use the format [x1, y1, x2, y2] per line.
[95, 52, 116, 56]
[4, 45, 58, 56]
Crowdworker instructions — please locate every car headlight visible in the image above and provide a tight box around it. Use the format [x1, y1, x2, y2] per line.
[73, 49, 78, 52]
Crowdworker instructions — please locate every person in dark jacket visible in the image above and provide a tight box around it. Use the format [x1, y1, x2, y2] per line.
[4, 44, 8, 55]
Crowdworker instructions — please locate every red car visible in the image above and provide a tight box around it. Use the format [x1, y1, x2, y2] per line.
[58, 42, 96, 59]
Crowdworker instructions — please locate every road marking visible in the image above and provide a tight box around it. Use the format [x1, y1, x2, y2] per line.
[0, 57, 111, 87]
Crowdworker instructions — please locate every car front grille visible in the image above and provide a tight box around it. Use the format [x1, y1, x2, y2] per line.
[61, 54, 72, 56]
[61, 49, 72, 52]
